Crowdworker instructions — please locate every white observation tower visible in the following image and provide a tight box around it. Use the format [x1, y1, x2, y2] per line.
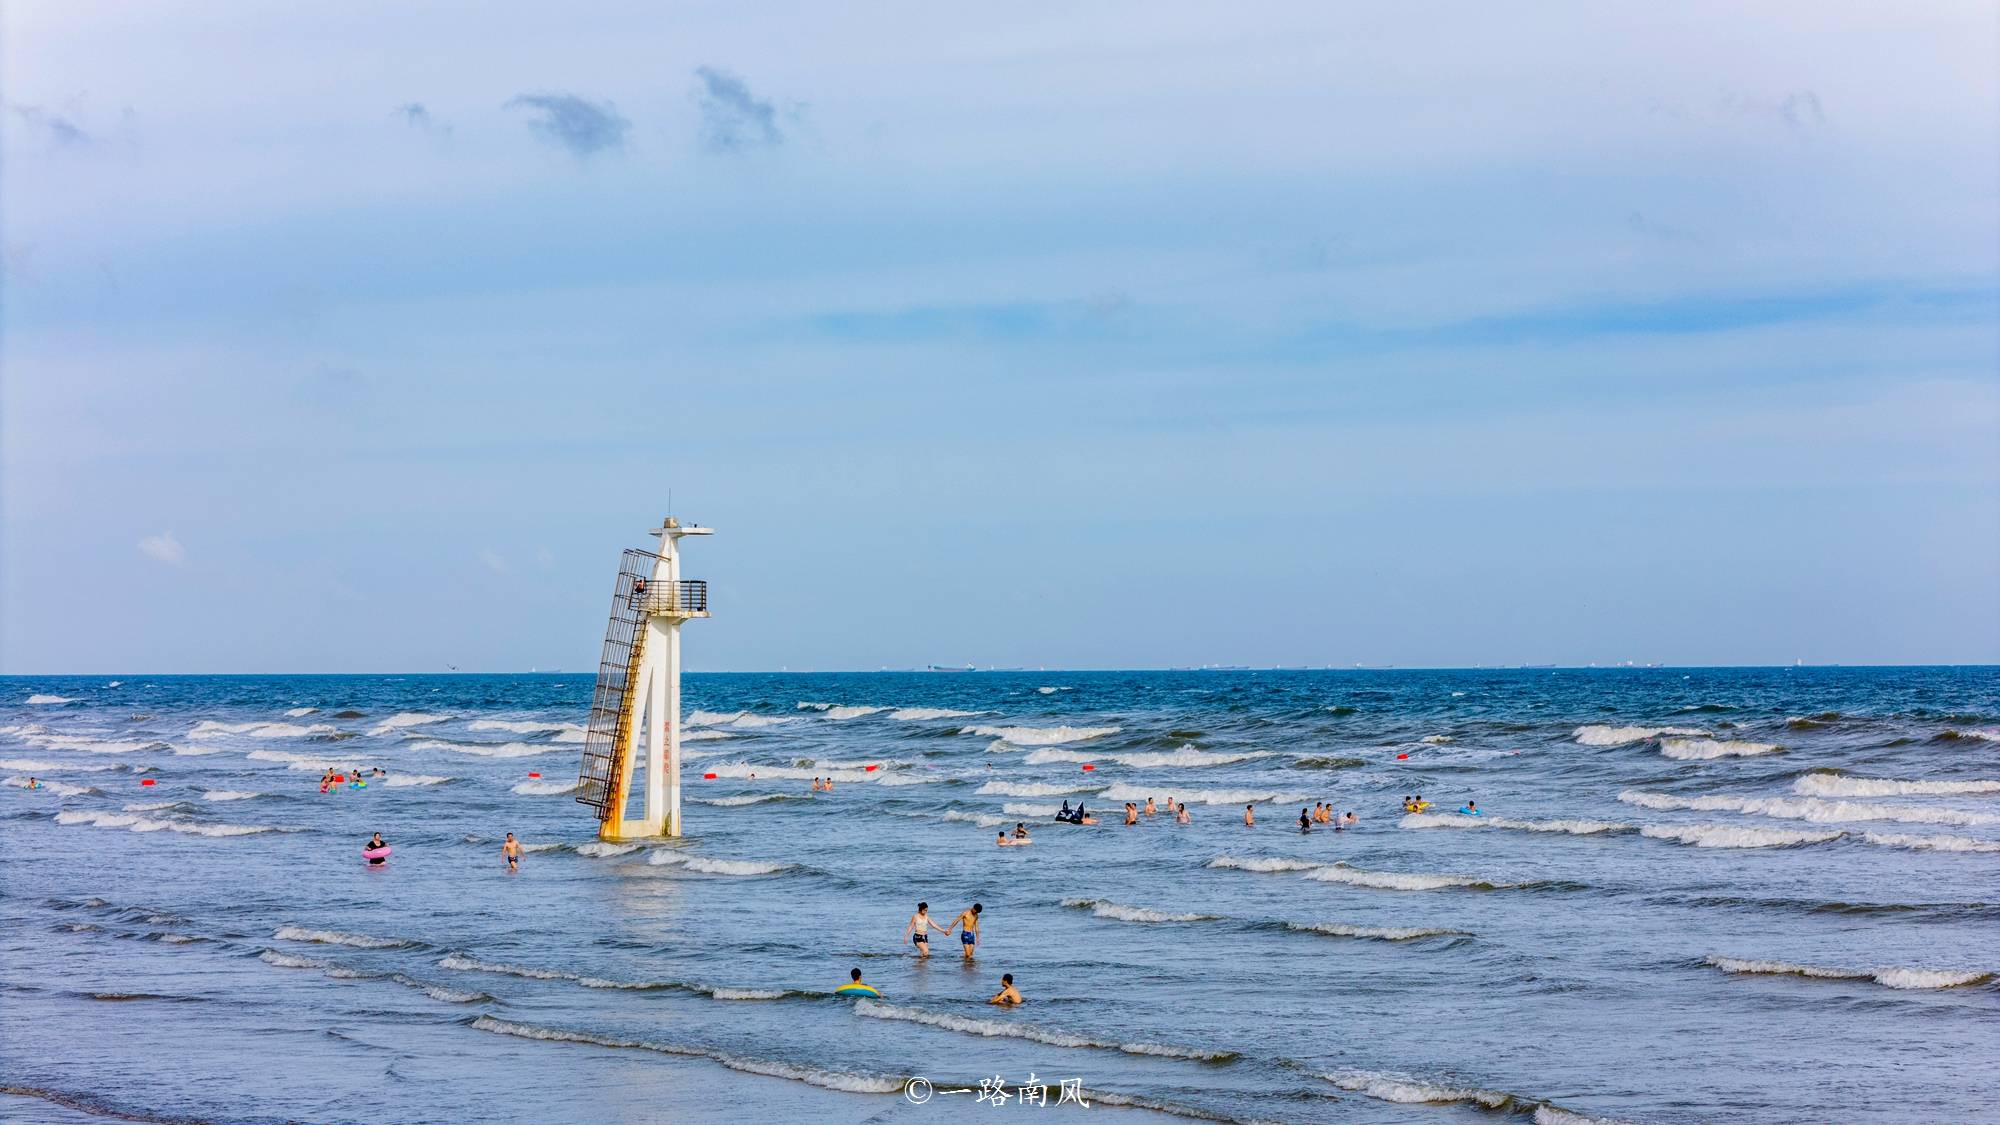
[575, 516, 712, 840]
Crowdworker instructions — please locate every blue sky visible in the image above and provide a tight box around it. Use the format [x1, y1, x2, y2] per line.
[3, 2, 1996, 672]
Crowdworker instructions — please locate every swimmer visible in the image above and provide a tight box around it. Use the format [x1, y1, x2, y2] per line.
[1459, 800, 1480, 816]
[364, 832, 389, 866]
[823, 777, 833, 792]
[905, 902, 948, 957]
[953, 903, 983, 960]
[503, 832, 521, 871]
[1144, 797, 1157, 817]
[1344, 811, 1357, 828]
[1299, 808, 1312, 832]
[25, 777, 39, 790]
[1413, 794, 1430, 812]
[1078, 804, 1098, 826]
[988, 972, 1023, 1006]
[1244, 803, 1256, 827]
[996, 831, 1031, 847]
[1013, 822, 1031, 840]
[1124, 802, 1139, 826]
[837, 967, 880, 997]
[1176, 802, 1190, 824]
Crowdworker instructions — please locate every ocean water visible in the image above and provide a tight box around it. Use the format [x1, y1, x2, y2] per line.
[2, 668, 1996, 1124]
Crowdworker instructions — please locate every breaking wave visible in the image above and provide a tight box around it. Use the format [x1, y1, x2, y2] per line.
[1205, 855, 1322, 873]
[1304, 863, 1510, 892]
[383, 773, 452, 787]
[274, 926, 414, 949]
[370, 711, 452, 735]
[689, 711, 794, 729]
[575, 841, 640, 858]
[512, 778, 578, 795]
[1060, 898, 1219, 924]
[405, 739, 553, 758]
[1858, 832, 2000, 854]
[889, 707, 989, 721]
[1659, 738, 1781, 760]
[1400, 812, 1631, 836]
[1102, 784, 1307, 807]
[645, 852, 791, 876]
[1640, 824, 1842, 849]
[1285, 921, 1467, 941]
[191, 720, 333, 740]
[1793, 772, 2000, 798]
[25, 694, 76, 705]
[1704, 955, 1991, 990]
[201, 790, 263, 801]
[1618, 790, 2000, 827]
[54, 810, 277, 837]
[976, 780, 1103, 797]
[0, 757, 120, 773]
[470, 1015, 905, 1093]
[796, 702, 889, 720]
[967, 725, 1120, 746]
[854, 1000, 1233, 1061]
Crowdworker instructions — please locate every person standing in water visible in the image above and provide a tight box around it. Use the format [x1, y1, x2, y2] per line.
[905, 902, 948, 957]
[503, 832, 522, 871]
[1299, 808, 1313, 832]
[953, 903, 983, 960]
[1176, 802, 1191, 824]
[1124, 803, 1139, 826]
[989, 973, 1023, 1006]
[364, 832, 389, 866]
[1244, 804, 1256, 827]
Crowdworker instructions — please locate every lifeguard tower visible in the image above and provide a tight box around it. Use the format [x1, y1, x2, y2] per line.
[574, 517, 712, 840]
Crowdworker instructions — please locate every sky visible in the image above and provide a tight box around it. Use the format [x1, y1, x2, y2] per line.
[2, 2, 1996, 673]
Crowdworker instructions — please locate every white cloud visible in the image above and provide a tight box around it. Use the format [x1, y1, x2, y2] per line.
[137, 530, 185, 565]
[479, 548, 509, 574]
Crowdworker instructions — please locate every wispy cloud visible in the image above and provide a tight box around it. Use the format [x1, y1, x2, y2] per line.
[1720, 89, 1826, 131]
[396, 102, 452, 137]
[138, 531, 186, 566]
[479, 548, 509, 575]
[693, 67, 783, 153]
[12, 105, 91, 147]
[506, 92, 629, 158]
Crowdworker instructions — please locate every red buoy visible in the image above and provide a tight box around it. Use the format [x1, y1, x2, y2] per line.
[527, 772, 541, 779]
[140, 778, 156, 786]
[703, 772, 718, 780]
[864, 764, 879, 772]
[1081, 763, 1096, 771]
[1396, 753, 1409, 760]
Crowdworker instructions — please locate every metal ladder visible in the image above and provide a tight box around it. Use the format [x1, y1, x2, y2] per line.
[574, 549, 663, 819]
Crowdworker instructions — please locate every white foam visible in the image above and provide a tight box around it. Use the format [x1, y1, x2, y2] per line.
[1400, 812, 1629, 835]
[123, 800, 181, 811]
[854, 1000, 1228, 1060]
[576, 841, 640, 858]
[1286, 921, 1465, 941]
[470, 1016, 905, 1094]
[1858, 832, 2000, 854]
[976, 780, 1103, 797]
[202, 790, 262, 801]
[1001, 802, 1063, 816]
[689, 710, 794, 729]
[1618, 790, 2000, 827]
[1304, 863, 1499, 891]
[0, 757, 118, 773]
[1102, 783, 1306, 807]
[1205, 855, 1323, 873]
[405, 739, 552, 758]
[1704, 955, 1990, 990]
[1640, 823, 1841, 849]
[1422, 734, 1453, 744]
[700, 761, 874, 783]
[1037, 686, 1071, 694]
[1946, 729, 2000, 742]
[285, 707, 318, 717]
[796, 702, 890, 720]
[683, 729, 731, 742]
[54, 809, 276, 837]
[5, 776, 93, 796]
[274, 925, 413, 949]
[1061, 898, 1217, 923]
[1325, 1071, 1512, 1109]
[190, 720, 333, 740]
[468, 718, 587, 738]
[1573, 725, 1706, 746]
[889, 707, 987, 721]
[645, 852, 789, 876]
[1025, 746, 1272, 768]
[19, 732, 164, 755]
[247, 749, 370, 770]
[25, 694, 75, 705]
[943, 810, 1010, 828]
[1793, 773, 2000, 798]
[1659, 738, 1781, 760]
[512, 778, 578, 795]
[968, 724, 1120, 746]
[695, 794, 794, 807]
[370, 711, 452, 735]
[384, 773, 451, 787]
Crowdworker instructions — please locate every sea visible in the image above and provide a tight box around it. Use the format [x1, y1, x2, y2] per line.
[2, 668, 1996, 1124]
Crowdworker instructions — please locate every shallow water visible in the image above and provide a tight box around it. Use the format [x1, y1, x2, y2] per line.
[3, 668, 1996, 1123]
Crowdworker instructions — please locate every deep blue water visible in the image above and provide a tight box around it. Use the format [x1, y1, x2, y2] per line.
[3, 668, 1997, 1124]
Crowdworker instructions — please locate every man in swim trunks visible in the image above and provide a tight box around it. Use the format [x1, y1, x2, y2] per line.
[953, 903, 982, 960]
[1124, 802, 1139, 825]
[503, 832, 522, 870]
[1143, 797, 1157, 817]
[988, 973, 1023, 1006]
[905, 902, 947, 957]
[1244, 803, 1255, 827]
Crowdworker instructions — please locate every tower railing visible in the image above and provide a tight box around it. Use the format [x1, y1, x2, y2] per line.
[575, 548, 663, 816]
[630, 580, 708, 617]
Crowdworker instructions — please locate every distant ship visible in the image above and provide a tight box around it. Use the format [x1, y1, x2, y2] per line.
[924, 665, 976, 673]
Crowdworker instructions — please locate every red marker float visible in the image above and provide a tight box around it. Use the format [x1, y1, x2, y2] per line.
[140, 778, 156, 786]
[864, 764, 879, 772]
[1396, 753, 1409, 760]
[1081, 763, 1096, 771]
[527, 772, 542, 779]
[702, 772, 718, 780]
